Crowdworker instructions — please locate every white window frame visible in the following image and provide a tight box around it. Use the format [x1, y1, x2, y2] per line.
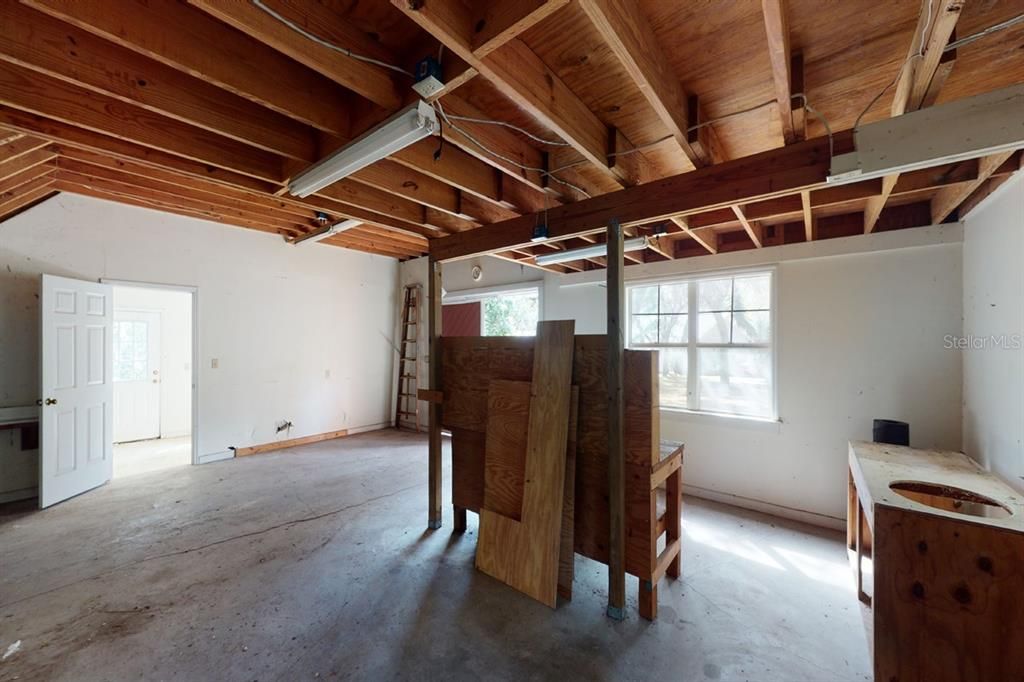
[626, 266, 778, 421]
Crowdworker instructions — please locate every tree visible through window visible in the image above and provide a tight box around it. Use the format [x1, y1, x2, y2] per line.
[482, 291, 539, 336]
[628, 271, 775, 419]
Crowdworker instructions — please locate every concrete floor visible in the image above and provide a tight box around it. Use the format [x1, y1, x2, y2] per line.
[114, 436, 192, 479]
[0, 430, 871, 681]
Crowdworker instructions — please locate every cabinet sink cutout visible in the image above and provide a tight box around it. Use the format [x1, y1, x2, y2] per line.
[889, 480, 1013, 519]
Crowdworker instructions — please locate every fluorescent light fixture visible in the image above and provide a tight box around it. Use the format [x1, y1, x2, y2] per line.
[290, 218, 361, 246]
[288, 101, 438, 198]
[828, 83, 1024, 185]
[535, 236, 648, 265]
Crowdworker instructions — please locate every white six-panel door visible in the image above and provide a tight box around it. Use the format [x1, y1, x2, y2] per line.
[40, 274, 114, 508]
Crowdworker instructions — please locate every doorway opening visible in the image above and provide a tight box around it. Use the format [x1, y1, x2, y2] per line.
[110, 283, 195, 478]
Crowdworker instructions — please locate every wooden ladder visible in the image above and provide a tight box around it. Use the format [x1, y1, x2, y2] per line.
[395, 284, 421, 431]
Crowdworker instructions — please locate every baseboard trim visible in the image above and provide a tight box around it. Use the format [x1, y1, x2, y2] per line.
[231, 422, 392, 457]
[198, 450, 234, 464]
[683, 483, 846, 531]
[0, 486, 36, 504]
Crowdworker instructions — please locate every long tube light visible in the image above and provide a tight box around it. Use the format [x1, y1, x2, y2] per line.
[535, 236, 648, 265]
[290, 218, 362, 246]
[288, 101, 438, 198]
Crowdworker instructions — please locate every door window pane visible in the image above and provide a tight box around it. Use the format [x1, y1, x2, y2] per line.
[113, 320, 148, 382]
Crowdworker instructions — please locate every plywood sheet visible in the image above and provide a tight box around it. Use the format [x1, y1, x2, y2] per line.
[475, 320, 575, 608]
[483, 379, 531, 521]
[451, 427, 484, 512]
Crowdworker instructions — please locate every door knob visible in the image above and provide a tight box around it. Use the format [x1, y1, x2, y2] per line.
[45, 398, 57, 405]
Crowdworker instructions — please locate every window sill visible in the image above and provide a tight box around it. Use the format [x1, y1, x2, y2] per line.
[659, 406, 782, 431]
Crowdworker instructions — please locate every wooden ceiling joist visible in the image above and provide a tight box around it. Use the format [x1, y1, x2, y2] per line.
[864, 0, 964, 233]
[0, 145, 56, 182]
[931, 151, 1015, 224]
[23, 0, 351, 135]
[0, 162, 54, 196]
[760, 0, 797, 145]
[395, 0, 655, 189]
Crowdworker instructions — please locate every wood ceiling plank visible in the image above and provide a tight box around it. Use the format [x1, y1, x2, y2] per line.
[0, 163, 54, 196]
[931, 151, 1015, 224]
[186, 0, 403, 110]
[471, 0, 571, 58]
[0, 62, 284, 182]
[0, 106, 277, 193]
[313, 177, 426, 227]
[0, 183, 54, 220]
[55, 167, 311, 232]
[352, 160, 462, 216]
[760, 0, 796, 144]
[0, 2, 316, 161]
[22, 0, 351, 135]
[0, 134, 49, 164]
[0, 171, 54, 207]
[0, 146, 56, 182]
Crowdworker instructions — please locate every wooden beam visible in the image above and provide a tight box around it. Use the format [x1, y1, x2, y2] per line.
[186, 0, 403, 110]
[0, 162, 53, 195]
[352, 160, 462, 216]
[577, 0, 702, 169]
[394, 1, 653, 187]
[931, 151, 1015, 224]
[23, 0, 351, 135]
[760, 0, 796, 144]
[0, 105, 277, 193]
[0, 61, 284, 182]
[669, 216, 716, 254]
[865, 0, 963, 232]
[0, 146, 55, 182]
[431, 130, 852, 261]
[0, 2, 316, 161]
[0, 134, 49, 163]
[800, 190, 814, 241]
[732, 205, 763, 248]
[427, 257, 443, 529]
[0, 184, 55, 220]
[606, 218, 626, 620]
[0, 173, 54, 210]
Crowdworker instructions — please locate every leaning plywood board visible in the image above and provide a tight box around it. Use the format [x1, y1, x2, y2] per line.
[475, 320, 575, 608]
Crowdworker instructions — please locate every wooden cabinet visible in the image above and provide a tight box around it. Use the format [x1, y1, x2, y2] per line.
[848, 441, 1024, 681]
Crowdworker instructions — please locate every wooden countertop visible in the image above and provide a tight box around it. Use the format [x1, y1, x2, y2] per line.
[849, 440, 1024, 533]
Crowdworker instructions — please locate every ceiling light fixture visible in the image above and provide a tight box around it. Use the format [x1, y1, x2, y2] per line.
[288, 101, 439, 198]
[290, 218, 362, 246]
[535, 237, 648, 266]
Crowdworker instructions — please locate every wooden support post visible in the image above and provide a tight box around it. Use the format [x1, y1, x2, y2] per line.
[847, 468, 857, 551]
[666, 467, 682, 579]
[606, 218, 626, 620]
[428, 257, 443, 530]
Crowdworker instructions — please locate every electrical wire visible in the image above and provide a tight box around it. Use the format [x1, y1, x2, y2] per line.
[853, 0, 934, 132]
[945, 12, 1024, 51]
[438, 113, 571, 147]
[251, 0, 413, 77]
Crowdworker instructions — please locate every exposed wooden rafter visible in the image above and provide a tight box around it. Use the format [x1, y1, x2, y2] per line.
[863, 0, 963, 233]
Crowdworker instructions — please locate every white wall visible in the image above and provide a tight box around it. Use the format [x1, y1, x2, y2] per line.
[113, 285, 193, 439]
[0, 194, 398, 492]
[408, 225, 965, 526]
[962, 174, 1024, 491]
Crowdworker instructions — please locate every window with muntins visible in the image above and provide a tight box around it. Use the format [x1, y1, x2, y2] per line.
[627, 270, 775, 419]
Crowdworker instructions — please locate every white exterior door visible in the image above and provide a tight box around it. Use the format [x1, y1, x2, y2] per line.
[40, 275, 114, 508]
[112, 310, 161, 442]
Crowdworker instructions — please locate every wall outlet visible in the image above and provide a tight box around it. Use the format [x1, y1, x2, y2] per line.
[210, 358, 219, 369]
